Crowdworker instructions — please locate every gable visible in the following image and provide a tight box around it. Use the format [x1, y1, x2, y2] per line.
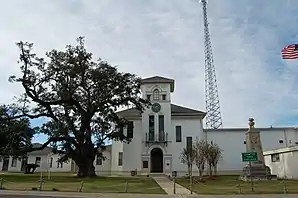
[117, 104, 206, 118]
[141, 76, 175, 92]
[28, 143, 52, 155]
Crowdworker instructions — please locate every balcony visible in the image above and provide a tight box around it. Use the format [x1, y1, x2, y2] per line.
[145, 132, 168, 147]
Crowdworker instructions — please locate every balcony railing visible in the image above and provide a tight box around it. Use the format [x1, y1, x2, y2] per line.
[145, 132, 168, 147]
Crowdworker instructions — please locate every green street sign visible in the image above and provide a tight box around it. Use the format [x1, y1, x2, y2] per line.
[242, 152, 258, 162]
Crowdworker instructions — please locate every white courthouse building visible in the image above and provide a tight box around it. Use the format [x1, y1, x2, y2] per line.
[1, 76, 298, 177]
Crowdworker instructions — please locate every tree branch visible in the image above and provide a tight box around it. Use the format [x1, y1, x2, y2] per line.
[5, 112, 51, 120]
[20, 136, 76, 154]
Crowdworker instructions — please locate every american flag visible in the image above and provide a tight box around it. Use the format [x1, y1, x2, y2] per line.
[281, 44, 298, 59]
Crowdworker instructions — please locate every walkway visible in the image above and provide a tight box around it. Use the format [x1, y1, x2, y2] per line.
[152, 176, 196, 195]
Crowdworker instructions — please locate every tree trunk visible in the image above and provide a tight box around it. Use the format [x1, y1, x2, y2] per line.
[198, 166, 203, 180]
[77, 160, 96, 177]
[213, 164, 217, 175]
[73, 143, 97, 178]
[208, 164, 212, 176]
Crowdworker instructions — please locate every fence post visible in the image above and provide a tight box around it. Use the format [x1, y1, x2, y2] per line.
[79, 181, 84, 192]
[124, 180, 128, 193]
[238, 182, 242, 194]
[39, 172, 44, 191]
[173, 177, 176, 194]
[283, 182, 288, 194]
[0, 178, 3, 190]
[189, 172, 193, 195]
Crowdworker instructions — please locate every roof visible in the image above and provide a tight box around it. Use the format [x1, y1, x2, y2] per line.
[141, 76, 175, 92]
[263, 146, 298, 155]
[117, 104, 206, 118]
[28, 143, 52, 155]
[204, 127, 298, 132]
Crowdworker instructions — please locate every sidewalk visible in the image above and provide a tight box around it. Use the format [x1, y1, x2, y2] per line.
[152, 176, 196, 195]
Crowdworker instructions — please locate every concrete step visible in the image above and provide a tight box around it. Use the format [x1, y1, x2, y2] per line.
[148, 173, 167, 177]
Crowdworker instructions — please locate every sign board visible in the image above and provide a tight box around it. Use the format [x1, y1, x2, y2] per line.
[242, 152, 258, 162]
[172, 171, 177, 177]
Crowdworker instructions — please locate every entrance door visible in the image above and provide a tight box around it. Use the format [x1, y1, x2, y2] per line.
[150, 148, 163, 173]
[2, 157, 9, 171]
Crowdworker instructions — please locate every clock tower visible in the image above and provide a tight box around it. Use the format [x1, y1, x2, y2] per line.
[140, 76, 174, 148]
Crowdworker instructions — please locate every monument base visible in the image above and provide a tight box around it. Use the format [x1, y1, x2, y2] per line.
[240, 164, 277, 181]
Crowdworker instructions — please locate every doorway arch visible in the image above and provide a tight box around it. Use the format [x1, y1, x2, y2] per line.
[150, 147, 163, 173]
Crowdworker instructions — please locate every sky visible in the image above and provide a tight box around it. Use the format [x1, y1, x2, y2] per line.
[1, 0, 298, 143]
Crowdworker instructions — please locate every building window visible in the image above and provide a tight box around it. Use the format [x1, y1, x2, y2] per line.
[176, 126, 182, 142]
[186, 136, 193, 152]
[96, 153, 103, 165]
[162, 94, 166, 100]
[118, 152, 123, 166]
[127, 121, 134, 139]
[147, 95, 151, 101]
[49, 157, 53, 168]
[159, 115, 164, 141]
[271, 154, 280, 162]
[35, 157, 41, 165]
[57, 162, 63, 168]
[149, 115, 154, 141]
[11, 157, 17, 167]
[143, 160, 148, 168]
[153, 89, 160, 100]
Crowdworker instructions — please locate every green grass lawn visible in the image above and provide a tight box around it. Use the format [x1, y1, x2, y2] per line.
[176, 175, 298, 195]
[0, 173, 165, 194]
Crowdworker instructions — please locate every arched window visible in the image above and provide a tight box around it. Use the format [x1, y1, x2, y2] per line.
[153, 89, 160, 100]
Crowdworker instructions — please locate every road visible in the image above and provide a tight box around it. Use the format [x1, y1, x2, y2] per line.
[0, 192, 298, 198]
[0, 196, 61, 198]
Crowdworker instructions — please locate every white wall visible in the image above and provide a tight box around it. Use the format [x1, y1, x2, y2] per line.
[27, 155, 49, 172]
[6, 157, 22, 172]
[171, 117, 203, 176]
[206, 128, 298, 174]
[111, 139, 123, 174]
[94, 148, 112, 175]
[264, 147, 298, 179]
[122, 119, 142, 172]
[47, 154, 72, 172]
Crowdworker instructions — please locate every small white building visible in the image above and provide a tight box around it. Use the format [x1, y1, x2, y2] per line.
[264, 146, 298, 179]
[0, 143, 111, 174]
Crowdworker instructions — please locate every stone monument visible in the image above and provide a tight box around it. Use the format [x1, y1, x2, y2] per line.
[240, 118, 276, 181]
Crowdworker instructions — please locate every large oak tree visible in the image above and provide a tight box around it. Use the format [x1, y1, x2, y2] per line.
[1, 37, 149, 177]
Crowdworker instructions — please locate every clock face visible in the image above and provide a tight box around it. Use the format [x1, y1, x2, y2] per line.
[151, 103, 161, 113]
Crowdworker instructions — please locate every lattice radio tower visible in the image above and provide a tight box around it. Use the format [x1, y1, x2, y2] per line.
[201, 0, 223, 129]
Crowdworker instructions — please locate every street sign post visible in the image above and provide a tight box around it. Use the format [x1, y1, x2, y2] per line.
[241, 152, 258, 192]
[242, 152, 258, 162]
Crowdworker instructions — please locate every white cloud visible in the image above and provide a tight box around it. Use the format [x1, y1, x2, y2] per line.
[1, 0, 298, 129]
